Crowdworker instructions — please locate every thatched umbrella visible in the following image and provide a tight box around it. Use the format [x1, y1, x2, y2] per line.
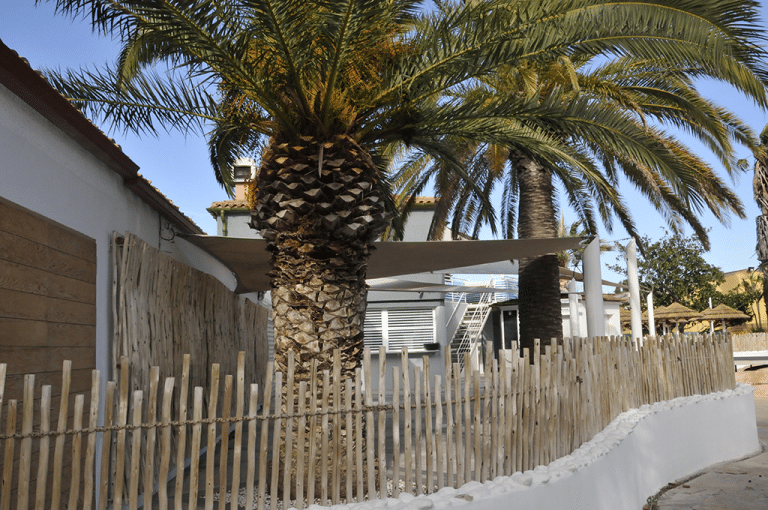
[653, 302, 701, 333]
[699, 303, 749, 333]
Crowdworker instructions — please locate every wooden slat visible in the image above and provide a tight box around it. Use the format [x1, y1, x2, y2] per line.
[218, 374, 232, 510]
[128, 391, 142, 510]
[319, 371, 330, 506]
[423, 359, 434, 494]
[230, 352, 245, 510]
[443, 350, 454, 489]
[269, 372, 282, 510]
[97, 382, 115, 510]
[363, 349, 375, 499]
[50, 360, 71, 510]
[331, 353, 341, 505]
[0, 228, 96, 283]
[2, 400, 17, 510]
[82, 371, 100, 510]
[144, 367, 159, 510]
[377, 347, 386, 498]
[0, 259, 95, 304]
[0, 290, 96, 327]
[157, 378, 175, 510]
[433, 375, 443, 491]
[463, 356, 471, 482]
[16, 375, 33, 510]
[344, 379, 353, 502]
[391, 366, 400, 499]
[33, 386, 50, 510]
[204, 365, 220, 510]
[174, 355, 190, 510]
[247, 383, 260, 510]
[295, 381, 307, 510]
[472, 370, 481, 482]
[413, 366, 422, 495]
[188, 387, 204, 510]
[452, 362, 463, 487]
[283, 353, 296, 508]
[401, 350, 412, 495]
[305, 362, 317, 507]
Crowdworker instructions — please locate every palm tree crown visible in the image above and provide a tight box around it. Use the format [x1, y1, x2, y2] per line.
[44, 0, 768, 365]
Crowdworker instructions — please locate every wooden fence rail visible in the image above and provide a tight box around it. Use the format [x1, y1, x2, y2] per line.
[0, 335, 735, 510]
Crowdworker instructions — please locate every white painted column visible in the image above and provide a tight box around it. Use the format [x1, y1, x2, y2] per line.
[626, 238, 642, 342]
[647, 292, 656, 340]
[709, 297, 715, 337]
[568, 278, 580, 339]
[583, 238, 605, 338]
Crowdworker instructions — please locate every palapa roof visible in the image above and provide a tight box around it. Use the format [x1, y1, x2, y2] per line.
[699, 303, 749, 321]
[652, 302, 701, 322]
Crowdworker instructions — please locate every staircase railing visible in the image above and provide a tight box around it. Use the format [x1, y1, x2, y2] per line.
[450, 278, 496, 373]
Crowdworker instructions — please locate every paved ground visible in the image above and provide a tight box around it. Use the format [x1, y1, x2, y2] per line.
[651, 393, 768, 510]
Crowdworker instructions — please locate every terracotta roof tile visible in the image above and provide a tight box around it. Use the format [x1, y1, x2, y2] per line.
[208, 199, 250, 213]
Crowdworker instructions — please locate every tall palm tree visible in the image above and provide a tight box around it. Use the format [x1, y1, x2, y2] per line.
[45, 0, 768, 373]
[753, 124, 768, 320]
[396, 52, 766, 351]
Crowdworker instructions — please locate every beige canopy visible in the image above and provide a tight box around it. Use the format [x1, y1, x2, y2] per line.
[183, 235, 584, 293]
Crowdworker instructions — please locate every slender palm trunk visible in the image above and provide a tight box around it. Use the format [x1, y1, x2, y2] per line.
[515, 154, 563, 353]
[754, 154, 768, 323]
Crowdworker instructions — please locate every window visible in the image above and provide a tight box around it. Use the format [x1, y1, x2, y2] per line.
[364, 307, 436, 352]
[233, 165, 251, 181]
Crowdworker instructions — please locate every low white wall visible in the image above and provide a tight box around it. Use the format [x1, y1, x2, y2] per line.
[307, 384, 759, 510]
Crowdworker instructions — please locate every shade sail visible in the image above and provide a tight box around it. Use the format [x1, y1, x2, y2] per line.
[367, 278, 502, 293]
[183, 235, 584, 293]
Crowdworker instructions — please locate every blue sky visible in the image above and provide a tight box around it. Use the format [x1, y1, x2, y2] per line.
[2, 1, 768, 283]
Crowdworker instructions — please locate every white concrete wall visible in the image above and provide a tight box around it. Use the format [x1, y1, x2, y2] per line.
[307, 384, 760, 510]
[561, 300, 621, 339]
[0, 82, 234, 383]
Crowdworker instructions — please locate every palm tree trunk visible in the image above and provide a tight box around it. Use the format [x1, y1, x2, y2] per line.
[514, 154, 563, 354]
[251, 134, 390, 384]
[251, 135, 387, 498]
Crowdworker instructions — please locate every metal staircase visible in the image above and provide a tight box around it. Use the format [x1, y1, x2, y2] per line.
[449, 287, 495, 373]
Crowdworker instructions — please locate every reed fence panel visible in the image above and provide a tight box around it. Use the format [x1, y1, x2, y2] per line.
[732, 332, 768, 352]
[0, 334, 735, 510]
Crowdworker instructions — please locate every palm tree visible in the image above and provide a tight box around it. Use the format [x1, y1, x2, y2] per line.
[753, 124, 768, 320]
[45, 0, 768, 372]
[396, 52, 766, 351]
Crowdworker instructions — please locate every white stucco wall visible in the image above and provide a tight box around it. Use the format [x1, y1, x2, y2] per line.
[0, 82, 236, 382]
[305, 384, 759, 510]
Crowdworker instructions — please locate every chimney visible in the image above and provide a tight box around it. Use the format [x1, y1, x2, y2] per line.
[233, 160, 255, 200]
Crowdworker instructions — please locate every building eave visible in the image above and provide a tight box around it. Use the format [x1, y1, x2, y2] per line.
[0, 39, 204, 235]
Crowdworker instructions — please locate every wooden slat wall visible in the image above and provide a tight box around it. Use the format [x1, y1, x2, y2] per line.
[0, 197, 96, 507]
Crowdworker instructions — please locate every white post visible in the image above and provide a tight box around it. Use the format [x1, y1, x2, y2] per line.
[709, 297, 715, 337]
[626, 239, 643, 343]
[583, 238, 605, 339]
[568, 278, 580, 339]
[646, 292, 656, 341]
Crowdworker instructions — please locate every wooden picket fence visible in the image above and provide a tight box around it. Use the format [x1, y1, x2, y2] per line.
[0, 334, 735, 510]
[732, 332, 768, 352]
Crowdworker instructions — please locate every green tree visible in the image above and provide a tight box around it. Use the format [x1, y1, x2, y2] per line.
[398, 48, 766, 351]
[610, 233, 725, 311]
[45, 0, 768, 373]
[717, 272, 764, 326]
